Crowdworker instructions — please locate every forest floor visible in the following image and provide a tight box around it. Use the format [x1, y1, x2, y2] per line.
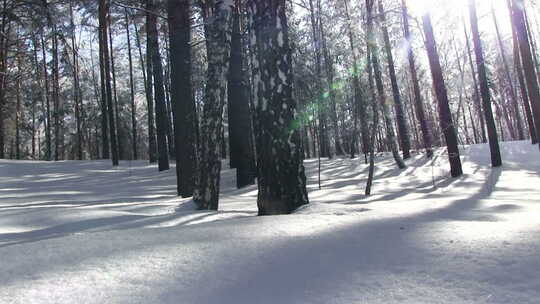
[0, 141, 539, 303]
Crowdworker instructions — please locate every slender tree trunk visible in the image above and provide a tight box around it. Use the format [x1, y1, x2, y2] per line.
[492, 3, 525, 140]
[144, 5, 158, 163]
[97, 20, 110, 160]
[147, 0, 170, 171]
[511, 0, 540, 148]
[125, 9, 138, 160]
[422, 12, 463, 177]
[464, 21, 487, 143]
[469, 0, 502, 166]
[366, 0, 405, 169]
[249, 0, 309, 215]
[99, 0, 119, 166]
[70, 1, 83, 160]
[308, 0, 330, 158]
[509, 0, 536, 143]
[378, 0, 411, 159]
[109, 24, 123, 160]
[402, 0, 432, 157]
[343, 0, 368, 161]
[52, 26, 61, 160]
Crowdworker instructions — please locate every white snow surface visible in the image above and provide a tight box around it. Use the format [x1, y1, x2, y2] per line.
[1, 141, 539, 303]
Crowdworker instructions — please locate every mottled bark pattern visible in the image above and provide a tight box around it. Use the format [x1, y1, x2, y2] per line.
[249, 0, 309, 215]
[194, 0, 233, 210]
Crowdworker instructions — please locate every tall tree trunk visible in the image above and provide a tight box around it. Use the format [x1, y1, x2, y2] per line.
[378, 0, 411, 159]
[227, 0, 256, 188]
[366, 0, 405, 169]
[70, 0, 83, 160]
[401, 0, 432, 157]
[125, 9, 138, 160]
[469, 0, 502, 167]
[464, 21, 487, 143]
[343, 0, 368, 160]
[52, 26, 61, 160]
[308, 0, 330, 158]
[97, 20, 110, 160]
[511, 0, 540, 148]
[422, 12, 463, 177]
[365, 45, 379, 196]
[168, 0, 198, 197]
[193, 0, 233, 210]
[492, 3, 525, 141]
[249, 0, 309, 215]
[509, 0, 537, 143]
[99, 0, 119, 166]
[147, 0, 170, 171]
[109, 24, 123, 160]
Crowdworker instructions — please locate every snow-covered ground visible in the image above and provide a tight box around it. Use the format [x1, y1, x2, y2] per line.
[1, 141, 539, 303]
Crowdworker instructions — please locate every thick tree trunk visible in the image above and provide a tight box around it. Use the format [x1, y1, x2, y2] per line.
[422, 13, 463, 177]
[378, 0, 411, 159]
[469, 0, 502, 167]
[193, 0, 233, 210]
[511, 0, 540, 148]
[147, 0, 170, 171]
[168, 0, 198, 197]
[249, 0, 309, 215]
[401, 0, 432, 158]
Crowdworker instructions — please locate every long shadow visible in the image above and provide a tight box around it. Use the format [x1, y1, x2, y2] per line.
[179, 167, 508, 303]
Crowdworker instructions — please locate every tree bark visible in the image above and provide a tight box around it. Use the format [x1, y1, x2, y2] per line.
[511, 0, 540, 148]
[401, 0, 432, 157]
[378, 0, 411, 159]
[469, 0, 502, 167]
[99, 0, 119, 166]
[248, 0, 309, 215]
[422, 12, 463, 177]
[193, 0, 234, 210]
[125, 9, 138, 160]
[168, 0, 198, 197]
[366, 0, 405, 169]
[227, 0, 256, 188]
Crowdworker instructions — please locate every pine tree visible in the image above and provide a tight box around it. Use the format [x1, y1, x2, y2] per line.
[168, 0, 197, 196]
[422, 12, 463, 177]
[469, 0, 502, 167]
